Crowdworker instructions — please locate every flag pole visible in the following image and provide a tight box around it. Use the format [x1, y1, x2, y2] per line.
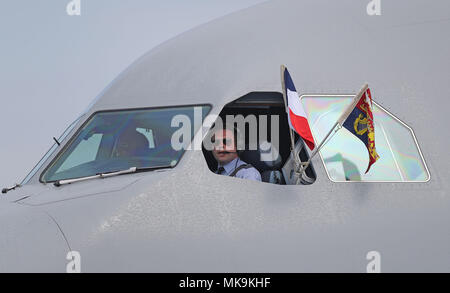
[304, 121, 340, 164]
[295, 121, 340, 182]
[297, 83, 369, 178]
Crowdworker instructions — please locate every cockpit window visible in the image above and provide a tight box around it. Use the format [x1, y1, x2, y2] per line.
[302, 96, 430, 182]
[41, 105, 211, 183]
[202, 92, 316, 185]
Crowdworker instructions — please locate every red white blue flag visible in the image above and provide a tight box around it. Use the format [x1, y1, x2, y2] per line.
[281, 66, 315, 150]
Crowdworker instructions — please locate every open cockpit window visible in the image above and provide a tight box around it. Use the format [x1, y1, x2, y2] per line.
[41, 105, 211, 183]
[301, 95, 430, 182]
[202, 92, 316, 185]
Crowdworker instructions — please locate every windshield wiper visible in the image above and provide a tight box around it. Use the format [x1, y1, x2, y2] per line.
[2, 183, 21, 194]
[53, 165, 170, 187]
[54, 167, 138, 187]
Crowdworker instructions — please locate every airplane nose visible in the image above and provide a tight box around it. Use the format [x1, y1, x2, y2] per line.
[0, 202, 70, 272]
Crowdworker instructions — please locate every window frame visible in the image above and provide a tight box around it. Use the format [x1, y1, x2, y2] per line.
[39, 104, 212, 184]
[299, 94, 431, 183]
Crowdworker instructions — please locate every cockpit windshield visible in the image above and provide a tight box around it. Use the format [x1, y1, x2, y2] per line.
[41, 105, 210, 183]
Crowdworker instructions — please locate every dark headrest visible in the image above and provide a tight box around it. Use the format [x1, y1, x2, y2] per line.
[118, 130, 149, 151]
[240, 141, 282, 172]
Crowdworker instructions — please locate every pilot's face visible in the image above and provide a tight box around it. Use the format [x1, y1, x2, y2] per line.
[212, 129, 238, 165]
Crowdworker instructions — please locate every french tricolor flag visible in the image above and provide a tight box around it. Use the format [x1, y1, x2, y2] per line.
[281, 66, 315, 150]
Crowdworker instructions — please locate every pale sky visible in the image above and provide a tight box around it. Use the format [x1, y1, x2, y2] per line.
[0, 0, 266, 186]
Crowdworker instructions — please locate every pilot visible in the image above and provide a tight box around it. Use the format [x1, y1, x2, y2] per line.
[211, 126, 261, 181]
[114, 129, 149, 157]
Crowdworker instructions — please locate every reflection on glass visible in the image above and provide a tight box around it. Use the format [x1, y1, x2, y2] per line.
[302, 96, 429, 182]
[41, 105, 210, 182]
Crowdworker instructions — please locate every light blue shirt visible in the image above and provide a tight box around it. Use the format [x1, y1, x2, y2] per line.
[217, 158, 261, 182]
